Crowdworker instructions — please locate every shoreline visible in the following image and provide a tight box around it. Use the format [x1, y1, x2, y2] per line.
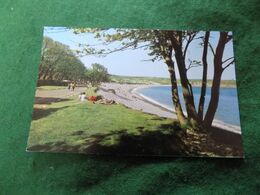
[131, 85, 175, 113]
[98, 83, 241, 134]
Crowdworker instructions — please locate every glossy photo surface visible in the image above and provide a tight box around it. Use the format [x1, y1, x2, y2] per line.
[27, 27, 244, 158]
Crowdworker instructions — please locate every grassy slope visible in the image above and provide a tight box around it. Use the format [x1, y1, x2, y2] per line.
[110, 75, 237, 87]
[28, 98, 176, 154]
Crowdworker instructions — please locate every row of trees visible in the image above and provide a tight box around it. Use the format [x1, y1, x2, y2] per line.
[73, 29, 234, 132]
[38, 37, 109, 86]
[39, 37, 86, 81]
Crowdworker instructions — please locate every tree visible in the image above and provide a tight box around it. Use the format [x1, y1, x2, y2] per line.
[39, 37, 86, 82]
[85, 63, 110, 86]
[203, 32, 234, 128]
[73, 29, 234, 131]
[198, 31, 210, 122]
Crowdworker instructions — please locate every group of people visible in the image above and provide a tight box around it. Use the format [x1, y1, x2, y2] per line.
[68, 82, 76, 91]
[78, 92, 115, 105]
[78, 92, 96, 102]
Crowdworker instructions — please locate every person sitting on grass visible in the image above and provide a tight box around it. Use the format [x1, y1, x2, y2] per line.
[79, 92, 86, 101]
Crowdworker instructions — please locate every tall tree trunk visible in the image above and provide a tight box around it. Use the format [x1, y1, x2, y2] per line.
[174, 46, 200, 126]
[42, 68, 50, 80]
[198, 31, 210, 121]
[38, 67, 44, 79]
[48, 69, 55, 80]
[165, 57, 187, 125]
[204, 32, 228, 128]
[168, 31, 200, 127]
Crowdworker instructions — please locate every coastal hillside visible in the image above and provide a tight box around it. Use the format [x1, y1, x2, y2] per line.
[110, 75, 237, 87]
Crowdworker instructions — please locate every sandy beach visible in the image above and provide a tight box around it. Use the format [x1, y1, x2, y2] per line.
[98, 83, 241, 134]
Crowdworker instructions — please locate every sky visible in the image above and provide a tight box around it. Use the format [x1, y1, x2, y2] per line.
[43, 27, 237, 80]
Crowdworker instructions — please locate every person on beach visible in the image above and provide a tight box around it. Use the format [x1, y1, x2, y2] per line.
[72, 82, 76, 91]
[79, 92, 86, 101]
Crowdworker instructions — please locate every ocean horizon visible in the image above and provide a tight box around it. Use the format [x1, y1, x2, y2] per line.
[137, 85, 241, 126]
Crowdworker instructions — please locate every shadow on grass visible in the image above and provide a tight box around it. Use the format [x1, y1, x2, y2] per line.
[34, 97, 70, 104]
[27, 123, 243, 157]
[32, 97, 71, 120]
[32, 106, 70, 120]
[27, 123, 246, 192]
[27, 123, 182, 156]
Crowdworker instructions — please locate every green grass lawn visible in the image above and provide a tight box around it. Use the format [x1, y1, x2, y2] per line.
[27, 97, 180, 155]
[37, 85, 67, 91]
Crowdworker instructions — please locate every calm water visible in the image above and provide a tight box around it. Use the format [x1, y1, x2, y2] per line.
[137, 86, 241, 126]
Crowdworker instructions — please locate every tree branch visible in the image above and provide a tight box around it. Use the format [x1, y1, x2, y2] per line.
[76, 43, 152, 57]
[186, 59, 202, 71]
[222, 59, 235, 70]
[226, 34, 232, 43]
[208, 42, 215, 56]
[183, 33, 196, 60]
[187, 64, 202, 71]
[222, 57, 234, 64]
[101, 43, 152, 55]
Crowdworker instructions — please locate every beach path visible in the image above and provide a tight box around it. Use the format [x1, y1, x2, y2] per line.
[98, 83, 177, 119]
[34, 87, 87, 104]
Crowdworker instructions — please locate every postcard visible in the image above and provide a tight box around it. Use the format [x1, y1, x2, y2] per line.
[27, 27, 244, 157]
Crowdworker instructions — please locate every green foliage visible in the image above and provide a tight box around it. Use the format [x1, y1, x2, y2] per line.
[73, 29, 198, 62]
[85, 63, 110, 86]
[39, 38, 110, 86]
[39, 37, 86, 82]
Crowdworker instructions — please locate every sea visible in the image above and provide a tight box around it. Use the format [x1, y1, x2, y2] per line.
[137, 86, 241, 126]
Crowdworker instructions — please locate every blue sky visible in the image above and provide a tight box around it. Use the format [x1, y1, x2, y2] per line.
[43, 27, 237, 80]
